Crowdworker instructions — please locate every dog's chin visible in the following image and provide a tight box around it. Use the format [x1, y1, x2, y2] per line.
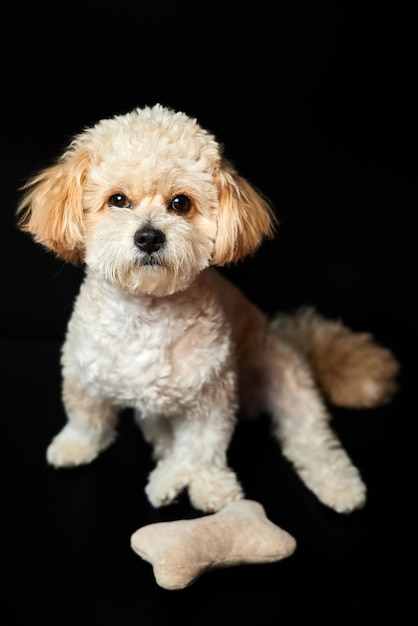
[93, 260, 205, 297]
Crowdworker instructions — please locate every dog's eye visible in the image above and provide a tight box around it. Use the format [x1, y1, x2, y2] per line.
[108, 194, 132, 209]
[169, 195, 191, 214]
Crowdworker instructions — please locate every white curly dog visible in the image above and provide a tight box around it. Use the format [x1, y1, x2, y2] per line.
[17, 104, 399, 514]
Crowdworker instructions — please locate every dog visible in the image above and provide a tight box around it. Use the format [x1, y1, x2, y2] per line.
[17, 103, 399, 514]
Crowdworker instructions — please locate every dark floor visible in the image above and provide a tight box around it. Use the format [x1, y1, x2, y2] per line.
[1, 5, 415, 623]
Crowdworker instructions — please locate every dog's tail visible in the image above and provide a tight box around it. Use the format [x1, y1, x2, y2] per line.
[270, 306, 400, 408]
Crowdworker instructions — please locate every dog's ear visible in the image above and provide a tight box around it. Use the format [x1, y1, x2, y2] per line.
[17, 149, 91, 264]
[211, 160, 277, 265]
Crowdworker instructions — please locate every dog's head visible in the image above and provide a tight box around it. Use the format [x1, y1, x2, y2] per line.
[17, 104, 277, 296]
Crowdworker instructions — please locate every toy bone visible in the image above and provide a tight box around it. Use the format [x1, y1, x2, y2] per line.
[130, 499, 297, 590]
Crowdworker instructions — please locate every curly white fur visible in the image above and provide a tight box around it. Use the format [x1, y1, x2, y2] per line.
[17, 104, 399, 514]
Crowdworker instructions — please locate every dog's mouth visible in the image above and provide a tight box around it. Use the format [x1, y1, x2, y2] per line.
[137, 253, 164, 267]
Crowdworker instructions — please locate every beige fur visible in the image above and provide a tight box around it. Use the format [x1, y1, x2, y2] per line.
[17, 104, 399, 514]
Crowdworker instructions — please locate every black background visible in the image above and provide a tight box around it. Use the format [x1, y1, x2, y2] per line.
[1, 3, 415, 623]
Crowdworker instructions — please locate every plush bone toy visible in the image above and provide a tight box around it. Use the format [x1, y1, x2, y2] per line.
[130, 500, 296, 590]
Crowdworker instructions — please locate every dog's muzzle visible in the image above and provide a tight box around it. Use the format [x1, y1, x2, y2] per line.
[134, 227, 165, 263]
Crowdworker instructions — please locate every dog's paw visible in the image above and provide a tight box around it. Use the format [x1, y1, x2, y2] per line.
[145, 460, 189, 508]
[321, 481, 366, 514]
[188, 467, 244, 513]
[315, 476, 366, 513]
[300, 459, 367, 513]
[46, 424, 113, 467]
[145, 461, 244, 513]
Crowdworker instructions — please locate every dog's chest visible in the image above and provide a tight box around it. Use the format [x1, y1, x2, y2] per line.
[62, 274, 232, 409]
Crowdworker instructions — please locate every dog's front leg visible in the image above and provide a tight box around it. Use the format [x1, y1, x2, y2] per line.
[46, 375, 118, 467]
[145, 407, 244, 513]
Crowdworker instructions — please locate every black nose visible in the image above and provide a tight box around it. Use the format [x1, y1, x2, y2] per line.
[134, 227, 165, 254]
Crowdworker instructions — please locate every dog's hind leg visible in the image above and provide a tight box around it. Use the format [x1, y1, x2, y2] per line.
[260, 335, 367, 513]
